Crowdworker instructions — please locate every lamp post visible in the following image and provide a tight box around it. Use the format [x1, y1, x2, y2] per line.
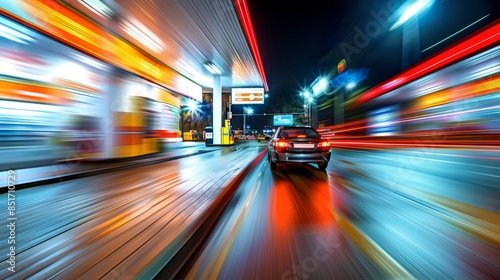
[302, 90, 312, 126]
[228, 101, 232, 134]
[390, 0, 432, 69]
[303, 104, 308, 125]
[243, 107, 253, 141]
[309, 77, 328, 128]
[335, 82, 356, 126]
[306, 97, 314, 126]
[303, 100, 312, 126]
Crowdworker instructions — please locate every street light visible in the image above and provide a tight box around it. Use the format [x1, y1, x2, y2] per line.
[306, 96, 313, 126]
[301, 91, 314, 126]
[301, 90, 311, 125]
[187, 99, 199, 113]
[389, 0, 432, 31]
[389, 0, 433, 69]
[243, 107, 253, 141]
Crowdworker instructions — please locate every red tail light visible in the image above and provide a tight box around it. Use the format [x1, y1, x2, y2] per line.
[318, 140, 330, 149]
[273, 140, 291, 151]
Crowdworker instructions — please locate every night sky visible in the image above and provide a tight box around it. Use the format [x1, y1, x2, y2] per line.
[244, 0, 499, 127]
[247, 0, 353, 101]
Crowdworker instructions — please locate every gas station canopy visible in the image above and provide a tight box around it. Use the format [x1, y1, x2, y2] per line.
[64, 0, 269, 93]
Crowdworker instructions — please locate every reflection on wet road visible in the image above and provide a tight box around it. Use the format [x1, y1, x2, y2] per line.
[1, 142, 498, 279]
[0, 144, 264, 279]
[183, 148, 500, 279]
[329, 149, 500, 279]
[183, 161, 387, 279]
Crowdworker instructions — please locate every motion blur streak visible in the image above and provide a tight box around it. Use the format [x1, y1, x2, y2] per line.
[0, 145, 264, 279]
[184, 161, 394, 279]
[0, 2, 197, 171]
[332, 209, 414, 279]
[182, 28, 500, 278]
[355, 19, 500, 104]
[323, 33, 500, 150]
[329, 149, 500, 279]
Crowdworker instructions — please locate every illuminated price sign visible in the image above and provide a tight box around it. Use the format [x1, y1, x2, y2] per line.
[231, 88, 264, 104]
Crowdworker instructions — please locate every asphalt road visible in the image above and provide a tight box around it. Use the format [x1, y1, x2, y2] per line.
[181, 147, 500, 279]
[1, 143, 498, 279]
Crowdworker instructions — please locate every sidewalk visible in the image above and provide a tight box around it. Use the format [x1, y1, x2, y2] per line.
[0, 141, 233, 190]
[0, 141, 266, 279]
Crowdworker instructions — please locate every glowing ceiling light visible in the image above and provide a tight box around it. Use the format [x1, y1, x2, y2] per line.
[121, 17, 164, 53]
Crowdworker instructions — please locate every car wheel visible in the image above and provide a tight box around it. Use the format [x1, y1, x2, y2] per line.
[270, 161, 277, 170]
[318, 162, 328, 170]
[269, 155, 277, 170]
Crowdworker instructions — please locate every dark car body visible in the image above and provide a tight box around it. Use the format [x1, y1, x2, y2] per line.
[267, 126, 331, 170]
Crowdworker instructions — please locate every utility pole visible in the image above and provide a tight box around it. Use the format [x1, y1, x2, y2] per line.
[243, 111, 246, 141]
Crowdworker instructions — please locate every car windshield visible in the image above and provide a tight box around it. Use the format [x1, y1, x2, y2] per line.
[279, 128, 320, 138]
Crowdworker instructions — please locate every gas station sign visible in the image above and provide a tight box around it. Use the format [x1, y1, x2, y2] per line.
[273, 115, 294, 126]
[231, 88, 264, 104]
[338, 59, 346, 74]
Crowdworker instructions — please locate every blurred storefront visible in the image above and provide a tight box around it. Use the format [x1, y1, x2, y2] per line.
[0, 2, 200, 165]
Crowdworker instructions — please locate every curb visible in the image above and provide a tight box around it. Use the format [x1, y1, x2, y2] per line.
[0, 148, 228, 192]
[150, 148, 268, 279]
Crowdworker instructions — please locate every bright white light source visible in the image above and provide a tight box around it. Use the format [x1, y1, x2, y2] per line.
[121, 17, 164, 53]
[0, 100, 56, 113]
[177, 60, 213, 87]
[78, 0, 114, 19]
[346, 82, 356, 89]
[128, 84, 148, 97]
[312, 77, 329, 96]
[52, 62, 89, 84]
[187, 99, 198, 112]
[390, 0, 432, 31]
[345, 82, 356, 89]
[0, 21, 34, 44]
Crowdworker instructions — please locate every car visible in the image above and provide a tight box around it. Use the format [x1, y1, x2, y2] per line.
[268, 126, 331, 171]
[257, 134, 266, 142]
